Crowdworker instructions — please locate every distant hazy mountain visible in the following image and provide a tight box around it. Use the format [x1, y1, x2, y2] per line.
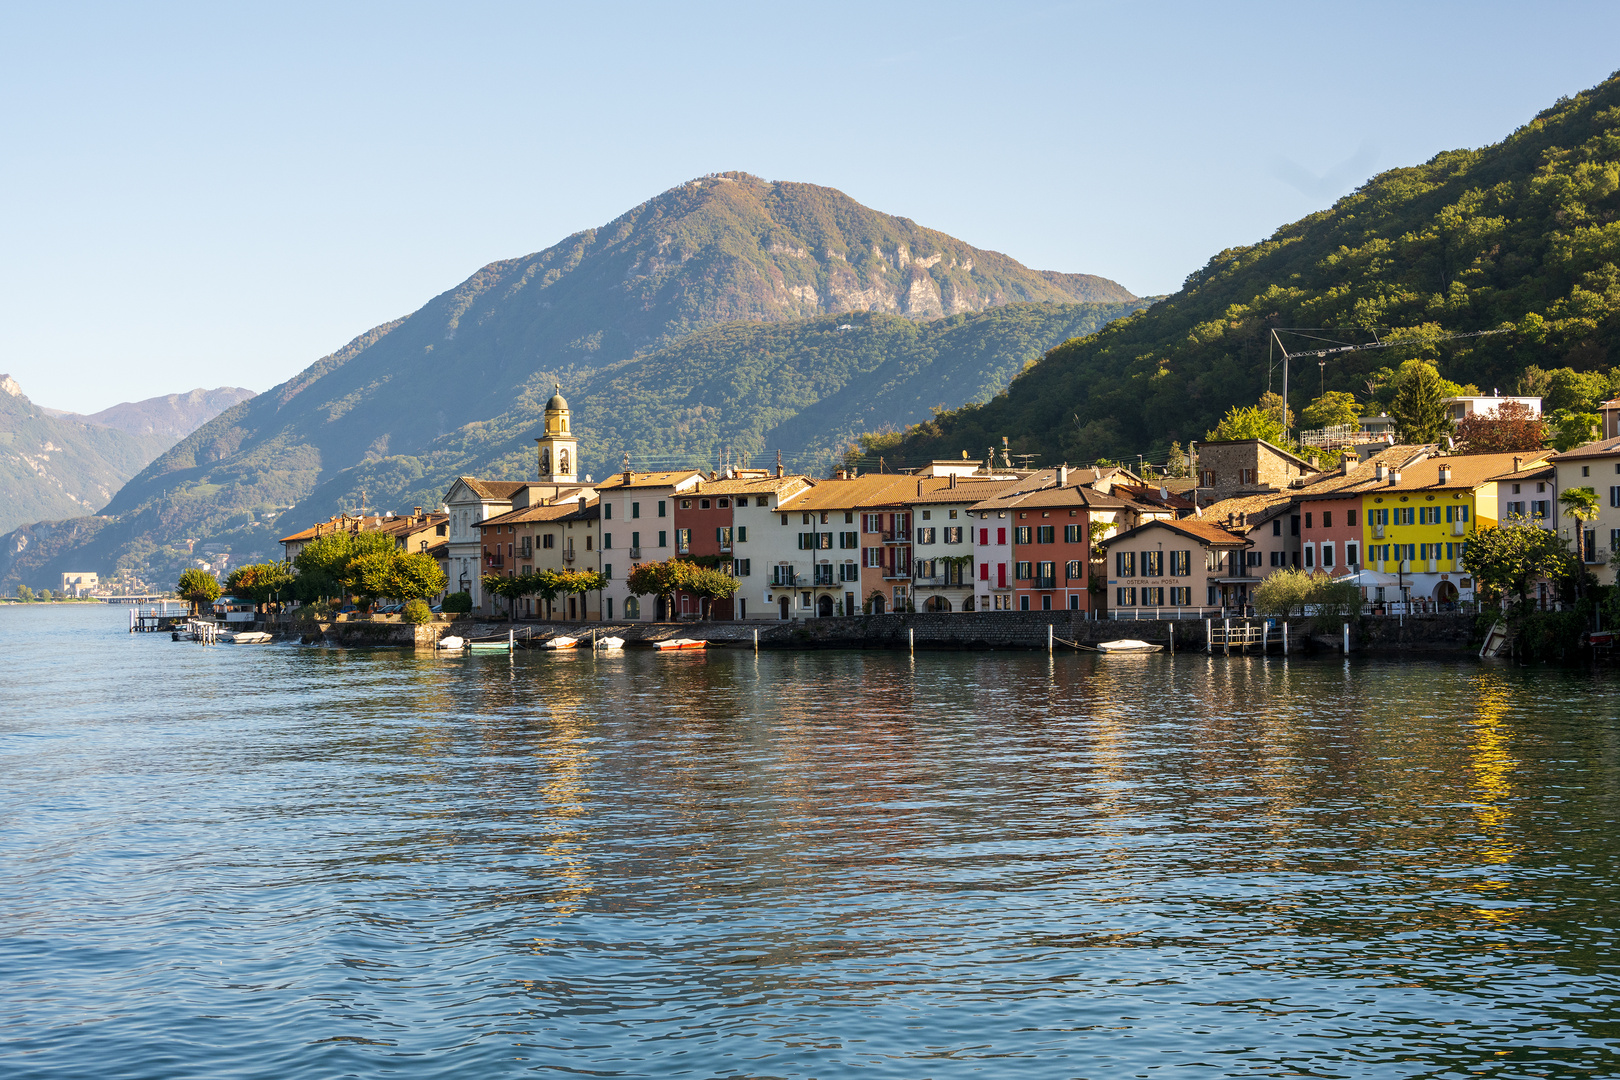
[46, 387, 256, 442]
[0, 375, 172, 534]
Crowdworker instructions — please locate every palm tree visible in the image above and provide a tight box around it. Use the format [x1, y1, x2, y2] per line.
[1559, 486, 1599, 557]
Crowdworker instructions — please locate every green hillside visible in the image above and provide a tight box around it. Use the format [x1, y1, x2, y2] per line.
[893, 73, 1620, 467]
[0, 376, 172, 533]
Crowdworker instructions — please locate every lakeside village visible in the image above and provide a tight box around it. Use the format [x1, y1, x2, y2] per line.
[115, 388, 1620, 659]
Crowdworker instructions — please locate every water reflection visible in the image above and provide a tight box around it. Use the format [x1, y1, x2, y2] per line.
[2, 606, 1620, 1079]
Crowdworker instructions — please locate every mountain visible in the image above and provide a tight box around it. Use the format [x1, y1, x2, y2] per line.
[0, 375, 173, 534]
[1, 174, 1139, 591]
[46, 387, 257, 442]
[891, 73, 1620, 468]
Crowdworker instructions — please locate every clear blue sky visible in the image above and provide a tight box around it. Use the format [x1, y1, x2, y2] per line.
[3, 1, 1618, 413]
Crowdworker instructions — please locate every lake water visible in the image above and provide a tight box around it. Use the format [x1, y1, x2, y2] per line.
[4, 605, 1620, 1078]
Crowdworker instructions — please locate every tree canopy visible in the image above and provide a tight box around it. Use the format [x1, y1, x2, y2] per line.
[1454, 400, 1546, 453]
[176, 567, 220, 612]
[1462, 519, 1572, 604]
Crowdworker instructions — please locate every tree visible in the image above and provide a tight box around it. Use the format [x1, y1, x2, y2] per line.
[15, 585, 33, 602]
[1559, 486, 1600, 562]
[1389, 360, 1452, 443]
[442, 591, 473, 614]
[1462, 519, 1572, 605]
[626, 559, 697, 620]
[353, 550, 447, 604]
[1258, 391, 1296, 432]
[1301, 391, 1361, 430]
[1253, 568, 1312, 616]
[402, 598, 433, 625]
[1543, 368, 1613, 413]
[292, 530, 397, 601]
[1163, 440, 1193, 478]
[687, 567, 740, 618]
[225, 562, 295, 609]
[1548, 409, 1599, 451]
[176, 568, 221, 614]
[1454, 400, 1547, 453]
[1206, 404, 1287, 444]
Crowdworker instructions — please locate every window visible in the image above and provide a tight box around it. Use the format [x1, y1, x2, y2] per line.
[1142, 586, 1164, 605]
[1612, 528, 1620, 553]
[625, 597, 640, 619]
[997, 528, 1006, 545]
[803, 513, 813, 526]
[734, 558, 752, 576]
[1199, 470, 1215, 487]
[1291, 516, 1300, 536]
[631, 502, 640, 518]
[699, 499, 710, 510]
[1612, 487, 1620, 508]
[1304, 544, 1315, 568]
[1169, 550, 1191, 576]
[921, 510, 931, 520]
[917, 527, 937, 544]
[836, 531, 854, 548]
[1512, 483, 1522, 494]
[1272, 519, 1281, 536]
[604, 532, 612, 549]
[681, 499, 692, 509]
[798, 532, 817, 549]
[1116, 551, 1136, 576]
[1323, 511, 1333, 529]
[718, 498, 729, 508]
[542, 534, 555, 549]
[840, 562, 859, 582]
[1247, 552, 1262, 566]
[1014, 561, 1033, 580]
[1037, 561, 1056, 584]
[716, 526, 732, 547]
[945, 527, 963, 544]
[737, 526, 748, 543]
[1142, 551, 1163, 576]
[821, 512, 830, 525]
[1418, 506, 1442, 524]
[997, 563, 1007, 589]
[631, 530, 640, 550]
[1348, 509, 1357, 527]
[1507, 501, 1526, 516]
[864, 514, 883, 532]
[1346, 542, 1359, 566]
[1394, 507, 1414, 525]
[1035, 525, 1054, 543]
[1170, 586, 1191, 606]
[1015, 526, 1032, 544]
[604, 504, 613, 520]
[1270, 551, 1283, 566]
[657, 501, 666, 517]
[980, 562, 989, 581]
[1064, 524, 1082, 542]
[781, 514, 789, 526]
[814, 564, 834, 586]
[1532, 501, 1549, 519]
[1322, 543, 1335, 568]
[1117, 587, 1137, 606]
[1020, 595, 1030, 611]
[1305, 512, 1313, 530]
[737, 498, 748, 507]
[865, 548, 883, 568]
[605, 597, 613, 619]
[1583, 466, 1591, 477]
[657, 530, 667, 548]
[676, 528, 691, 552]
[1066, 560, 1082, 579]
[586, 536, 593, 550]
[979, 528, 989, 545]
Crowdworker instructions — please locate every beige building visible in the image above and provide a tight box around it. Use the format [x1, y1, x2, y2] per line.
[1549, 435, 1620, 585]
[477, 495, 602, 620]
[60, 572, 99, 597]
[1097, 518, 1252, 617]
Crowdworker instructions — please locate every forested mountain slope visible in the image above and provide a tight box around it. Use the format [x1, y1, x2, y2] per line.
[893, 73, 1620, 466]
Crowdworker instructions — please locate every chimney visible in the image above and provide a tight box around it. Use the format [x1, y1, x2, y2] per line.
[1437, 464, 1452, 485]
[776, 449, 783, 479]
[578, 496, 587, 516]
[1058, 465, 1069, 487]
[1512, 456, 1522, 474]
[1375, 464, 1387, 482]
[948, 473, 957, 489]
[839, 469, 849, 481]
[1389, 470, 1401, 486]
[1339, 458, 1351, 476]
[917, 479, 924, 497]
[1238, 512, 1247, 527]
[1227, 512, 1235, 527]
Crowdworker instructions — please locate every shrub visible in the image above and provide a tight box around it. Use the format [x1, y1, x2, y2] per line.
[442, 591, 473, 614]
[402, 599, 432, 624]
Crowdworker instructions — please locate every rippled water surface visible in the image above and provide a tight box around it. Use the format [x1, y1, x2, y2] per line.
[5, 606, 1620, 1078]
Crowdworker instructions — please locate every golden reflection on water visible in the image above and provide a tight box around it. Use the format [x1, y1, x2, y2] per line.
[1466, 674, 1520, 867]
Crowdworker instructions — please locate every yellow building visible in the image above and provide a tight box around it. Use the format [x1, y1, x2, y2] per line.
[1359, 451, 1550, 608]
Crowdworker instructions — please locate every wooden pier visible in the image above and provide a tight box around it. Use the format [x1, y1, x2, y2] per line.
[1206, 618, 1300, 655]
[128, 605, 186, 633]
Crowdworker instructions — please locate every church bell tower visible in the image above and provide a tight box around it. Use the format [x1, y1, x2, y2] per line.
[536, 386, 579, 483]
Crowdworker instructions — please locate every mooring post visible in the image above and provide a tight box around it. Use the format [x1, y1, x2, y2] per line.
[754, 627, 758, 653]
[1205, 618, 1212, 653]
[508, 628, 514, 653]
[1047, 624, 1053, 654]
[1262, 621, 1269, 653]
[1283, 620, 1290, 655]
[1343, 621, 1350, 654]
[910, 626, 915, 656]
[1224, 617, 1231, 656]
[1169, 621, 1175, 656]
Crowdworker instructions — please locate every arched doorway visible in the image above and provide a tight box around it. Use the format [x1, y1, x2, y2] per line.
[655, 595, 668, 621]
[778, 595, 790, 620]
[817, 594, 834, 617]
[925, 595, 951, 612]
[871, 595, 885, 615]
[1434, 580, 1459, 609]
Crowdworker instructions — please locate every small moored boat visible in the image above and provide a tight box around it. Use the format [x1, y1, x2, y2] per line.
[594, 636, 625, 651]
[224, 630, 274, 644]
[1096, 639, 1163, 654]
[542, 635, 580, 649]
[437, 635, 466, 650]
[652, 637, 706, 651]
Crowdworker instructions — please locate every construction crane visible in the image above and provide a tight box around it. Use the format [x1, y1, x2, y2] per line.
[1269, 326, 1508, 441]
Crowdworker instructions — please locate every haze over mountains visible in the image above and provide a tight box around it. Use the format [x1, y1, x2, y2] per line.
[44, 387, 255, 443]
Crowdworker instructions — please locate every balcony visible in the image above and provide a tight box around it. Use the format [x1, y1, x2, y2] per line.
[562, 549, 576, 564]
[882, 567, 911, 580]
[772, 570, 799, 587]
[629, 547, 642, 559]
[1452, 521, 1467, 535]
[1373, 525, 1386, 539]
[1033, 577, 1057, 590]
[1587, 549, 1611, 565]
[881, 530, 908, 544]
[719, 543, 732, 553]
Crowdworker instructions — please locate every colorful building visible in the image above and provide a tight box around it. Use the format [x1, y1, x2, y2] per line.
[1097, 519, 1252, 617]
[1549, 435, 1620, 586]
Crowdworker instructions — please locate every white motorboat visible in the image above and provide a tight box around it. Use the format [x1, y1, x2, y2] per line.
[594, 636, 625, 651]
[652, 637, 706, 651]
[223, 630, 273, 644]
[542, 635, 580, 649]
[437, 635, 466, 650]
[1096, 639, 1163, 654]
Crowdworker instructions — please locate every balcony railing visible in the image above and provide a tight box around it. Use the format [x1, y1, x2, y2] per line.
[881, 531, 907, 544]
[882, 567, 911, 580]
[562, 550, 576, 564]
[1033, 576, 1057, 590]
[629, 547, 642, 559]
[772, 570, 799, 587]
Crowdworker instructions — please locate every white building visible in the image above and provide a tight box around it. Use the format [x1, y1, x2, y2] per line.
[1443, 394, 1542, 423]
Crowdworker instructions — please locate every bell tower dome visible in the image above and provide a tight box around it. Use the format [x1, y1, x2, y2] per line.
[536, 385, 579, 483]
